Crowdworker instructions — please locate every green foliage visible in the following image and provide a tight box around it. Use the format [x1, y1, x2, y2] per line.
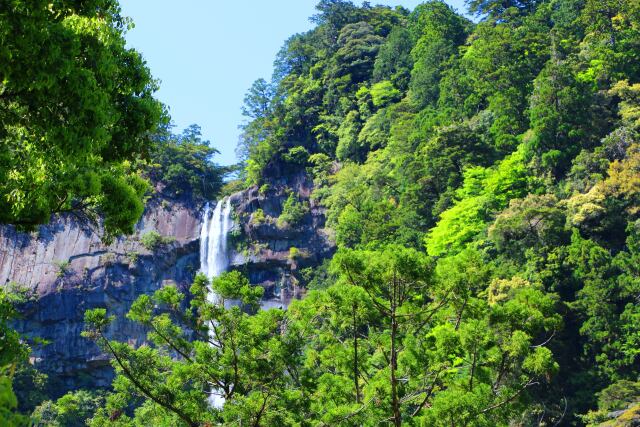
[426, 145, 533, 256]
[227, 0, 640, 422]
[332, 22, 383, 84]
[288, 246, 300, 260]
[139, 231, 175, 251]
[0, 289, 31, 426]
[32, 390, 104, 427]
[0, 0, 163, 236]
[409, 0, 468, 108]
[372, 27, 414, 90]
[83, 246, 561, 425]
[277, 192, 309, 228]
[488, 194, 567, 253]
[282, 146, 310, 164]
[148, 124, 225, 200]
[336, 110, 364, 162]
[582, 380, 640, 425]
[81, 274, 285, 426]
[370, 80, 401, 107]
[250, 208, 266, 226]
[54, 260, 71, 279]
[467, 0, 538, 19]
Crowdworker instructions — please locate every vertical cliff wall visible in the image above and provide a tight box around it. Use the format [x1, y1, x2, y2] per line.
[0, 196, 202, 394]
[228, 169, 335, 308]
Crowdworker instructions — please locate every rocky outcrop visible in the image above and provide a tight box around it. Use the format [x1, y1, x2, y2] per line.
[0, 196, 202, 395]
[227, 169, 335, 308]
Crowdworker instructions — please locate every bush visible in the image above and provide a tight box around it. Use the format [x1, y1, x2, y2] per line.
[259, 184, 271, 194]
[277, 193, 309, 228]
[250, 209, 267, 225]
[140, 231, 175, 251]
[283, 146, 310, 164]
[54, 260, 70, 278]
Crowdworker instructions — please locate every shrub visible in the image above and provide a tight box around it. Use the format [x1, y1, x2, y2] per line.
[54, 260, 70, 278]
[140, 231, 175, 251]
[259, 184, 271, 195]
[126, 252, 140, 265]
[277, 193, 308, 228]
[251, 209, 266, 225]
[283, 146, 310, 164]
[101, 253, 116, 266]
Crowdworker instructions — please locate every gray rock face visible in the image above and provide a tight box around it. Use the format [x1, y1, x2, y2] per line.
[228, 170, 335, 308]
[0, 197, 202, 394]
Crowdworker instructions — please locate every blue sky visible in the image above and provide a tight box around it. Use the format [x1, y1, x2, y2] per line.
[119, 1, 468, 165]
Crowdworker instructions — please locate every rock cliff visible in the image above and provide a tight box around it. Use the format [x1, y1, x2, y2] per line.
[1, 196, 202, 394]
[0, 167, 335, 396]
[228, 169, 335, 308]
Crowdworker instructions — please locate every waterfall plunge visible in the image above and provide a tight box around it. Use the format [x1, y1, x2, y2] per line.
[199, 197, 232, 407]
[200, 197, 232, 282]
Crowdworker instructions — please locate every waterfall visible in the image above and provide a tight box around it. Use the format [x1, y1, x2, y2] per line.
[200, 197, 232, 281]
[199, 197, 232, 407]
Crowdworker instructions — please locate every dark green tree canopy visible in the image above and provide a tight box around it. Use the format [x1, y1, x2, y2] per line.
[148, 124, 226, 200]
[0, 0, 162, 236]
[466, 0, 541, 19]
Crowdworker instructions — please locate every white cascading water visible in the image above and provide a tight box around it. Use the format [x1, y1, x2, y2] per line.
[200, 197, 232, 285]
[199, 197, 233, 407]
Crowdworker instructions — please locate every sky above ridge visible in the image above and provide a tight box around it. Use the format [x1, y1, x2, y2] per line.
[119, 0, 469, 166]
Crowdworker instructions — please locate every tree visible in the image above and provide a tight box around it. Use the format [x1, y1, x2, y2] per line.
[0, 0, 163, 236]
[488, 194, 567, 254]
[0, 289, 32, 427]
[32, 390, 104, 427]
[312, 0, 364, 48]
[241, 79, 274, 120]
[332, 22, 384, 84]
[372, 27, 414, 90]
[82, 272, 302, 426]
[466, 0, 540, 20]
[329, 245, 559, 425]
[409, 1, 468, 108]
[148, 124, 226, 200]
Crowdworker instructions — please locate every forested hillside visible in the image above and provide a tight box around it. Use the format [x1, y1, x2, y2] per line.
[230, 0, 639, 423]
[2, 0, 640, 425]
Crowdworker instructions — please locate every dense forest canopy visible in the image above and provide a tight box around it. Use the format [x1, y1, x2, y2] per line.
[2, 0, 640, 425]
